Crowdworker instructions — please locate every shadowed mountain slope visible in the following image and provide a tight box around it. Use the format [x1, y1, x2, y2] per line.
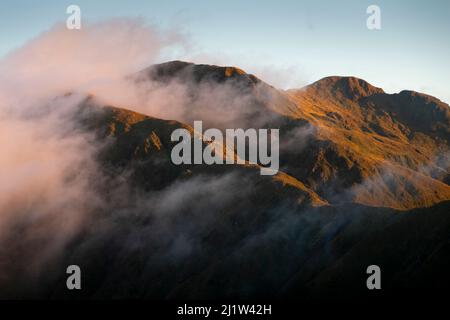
[76, 96, 327, 206]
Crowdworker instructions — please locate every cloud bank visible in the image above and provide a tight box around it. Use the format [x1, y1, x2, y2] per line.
[0, 19, 187, 292]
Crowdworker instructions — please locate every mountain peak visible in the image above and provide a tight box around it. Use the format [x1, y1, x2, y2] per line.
[310, 76, 385, 100]
[139, 60, 257, 86]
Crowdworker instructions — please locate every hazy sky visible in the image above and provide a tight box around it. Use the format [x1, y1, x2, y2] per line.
[1, 0, 449, 102]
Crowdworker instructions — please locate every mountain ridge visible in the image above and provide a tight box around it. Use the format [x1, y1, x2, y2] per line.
[69, 61, 450, 210]
[146, 61, 450, 209]
[72, 61, 450, 210]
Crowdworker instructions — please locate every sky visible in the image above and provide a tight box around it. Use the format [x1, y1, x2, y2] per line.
[0, 0, 449, 103]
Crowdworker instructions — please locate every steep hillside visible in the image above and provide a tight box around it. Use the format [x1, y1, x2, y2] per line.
[76, 96, 327, 206]
[285, 76, 450, 209]
[133, 62, 450, 210]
